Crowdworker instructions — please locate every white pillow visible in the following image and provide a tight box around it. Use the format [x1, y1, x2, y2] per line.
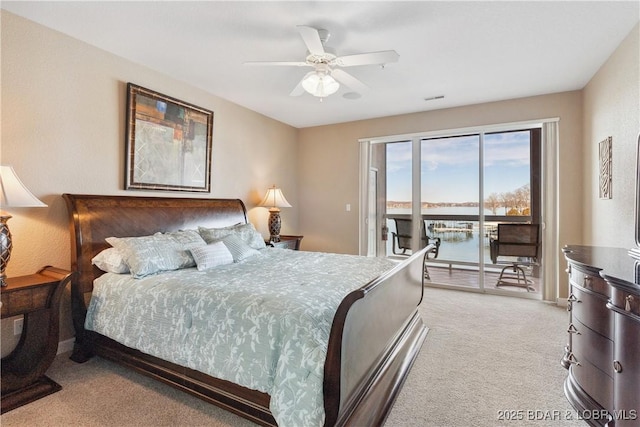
[221, 234, 261, 262]
[106, 230, 206, 278]
[198, 223, 266, 250]
[190, 241, 234, 271]
[92, 248, 130, 274]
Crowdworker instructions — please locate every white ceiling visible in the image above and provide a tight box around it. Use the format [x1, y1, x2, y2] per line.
[3, 1, 639, 128]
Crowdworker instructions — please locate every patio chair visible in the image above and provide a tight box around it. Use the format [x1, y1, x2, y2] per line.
[391, 218, 441, 257]
[489, 223, 540, 291]
[391, 218, 441, 280]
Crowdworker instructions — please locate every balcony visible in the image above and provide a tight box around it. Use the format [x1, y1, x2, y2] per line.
[386, 213, 540, 293]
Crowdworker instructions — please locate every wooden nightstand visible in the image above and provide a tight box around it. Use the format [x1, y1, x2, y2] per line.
[1, 266, 73, 414]
[267, 235, 303, 250]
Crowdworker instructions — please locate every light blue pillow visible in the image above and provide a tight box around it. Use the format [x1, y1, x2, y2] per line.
[106, 230, 206, 278]
[221, 234, 261, 262]
[190, 241, 234, 271]
[198, 223, 266, 250]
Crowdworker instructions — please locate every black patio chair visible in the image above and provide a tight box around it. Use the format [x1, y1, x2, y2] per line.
[390, 218, 441, 281]
[489, 223, 540, 292]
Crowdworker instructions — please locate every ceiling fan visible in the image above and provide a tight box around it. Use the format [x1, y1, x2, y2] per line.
[244, 26, 399, 99]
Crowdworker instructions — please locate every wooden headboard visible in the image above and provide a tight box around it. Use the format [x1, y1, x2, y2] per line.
[63, 194, 248, 294]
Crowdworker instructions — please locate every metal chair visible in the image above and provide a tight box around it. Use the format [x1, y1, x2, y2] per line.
[390, 218, 441, 280]
[489, 223, 540, 291]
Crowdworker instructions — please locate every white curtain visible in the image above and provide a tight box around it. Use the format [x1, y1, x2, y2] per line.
[542, 120, 560, 302]
[358, 140, 371, 255]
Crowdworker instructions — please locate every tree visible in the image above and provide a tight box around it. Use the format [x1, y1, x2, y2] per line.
[484, 183, 531, 216]
[484, 193, 501, 214]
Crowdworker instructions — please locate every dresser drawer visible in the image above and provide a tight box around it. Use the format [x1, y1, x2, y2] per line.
[570, 285, 613, 338]
[571, 317, 613, 375]
[569, 267, 610, 297]
[612, 310, 640, 421]
[571, 357, 613, 411]
[610, 287, 640, 317]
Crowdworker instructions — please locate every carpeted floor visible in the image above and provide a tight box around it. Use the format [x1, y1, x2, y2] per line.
[1, 287, 586, 426]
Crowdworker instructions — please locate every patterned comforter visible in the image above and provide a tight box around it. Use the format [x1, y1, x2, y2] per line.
[85, 248, 396, 426]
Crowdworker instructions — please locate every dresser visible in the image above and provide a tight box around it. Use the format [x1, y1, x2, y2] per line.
[562, 246, 640, 426]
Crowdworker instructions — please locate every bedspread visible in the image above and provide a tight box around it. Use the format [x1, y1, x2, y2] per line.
[85, 248, 396, 426]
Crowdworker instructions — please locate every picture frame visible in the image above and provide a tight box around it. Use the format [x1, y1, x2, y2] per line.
[125, 83, 213, 192]
[598, 136, 612, 199]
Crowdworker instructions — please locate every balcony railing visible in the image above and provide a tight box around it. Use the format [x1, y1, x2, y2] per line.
[386, 213, 532, 268]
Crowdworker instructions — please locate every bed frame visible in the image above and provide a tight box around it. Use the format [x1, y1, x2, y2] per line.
[63, 193, 429, 426]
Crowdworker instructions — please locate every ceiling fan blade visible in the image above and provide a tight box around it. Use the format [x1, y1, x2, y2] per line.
[244, 61, 310, 67]
[335, 50, 400, 67]
[297, 25, 325, 55]
[331, 69, 369, 94]
[289, 76, 307, 97]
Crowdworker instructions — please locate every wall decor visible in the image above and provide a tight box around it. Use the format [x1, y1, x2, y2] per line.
[125, 83, 213, 192]
[598, 136, 612, 199]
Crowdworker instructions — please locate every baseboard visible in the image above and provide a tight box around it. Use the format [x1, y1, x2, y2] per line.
[556, 297, 568, 307]
[57, 338, 75, 355]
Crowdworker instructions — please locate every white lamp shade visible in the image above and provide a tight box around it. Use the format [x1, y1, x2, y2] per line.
[259, 186, 292, 209]
[0, 165, 47, 208]
[301, 71, 340, 98]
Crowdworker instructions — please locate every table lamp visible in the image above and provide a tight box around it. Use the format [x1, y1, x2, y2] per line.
[259, 185, 291, 242]
[0, 165, 47, 286]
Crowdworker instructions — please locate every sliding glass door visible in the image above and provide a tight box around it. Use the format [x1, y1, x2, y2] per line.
[420, 134, 482, 288]
[368, 126, 542, 297]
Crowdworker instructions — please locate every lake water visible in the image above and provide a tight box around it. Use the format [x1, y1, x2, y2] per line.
[386, 207, 502, 264]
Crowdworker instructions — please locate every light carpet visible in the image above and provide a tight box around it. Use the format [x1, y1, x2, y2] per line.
[1, 287, 586, 427]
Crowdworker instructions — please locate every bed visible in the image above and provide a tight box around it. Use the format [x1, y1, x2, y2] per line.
[63, 194, 430, 426]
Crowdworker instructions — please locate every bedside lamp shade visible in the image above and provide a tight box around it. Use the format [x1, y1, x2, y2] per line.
[259, 186, 291, 242]
[0, 165, 47, 286]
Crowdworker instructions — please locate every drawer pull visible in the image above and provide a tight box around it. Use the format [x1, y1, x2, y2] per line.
[567, 353, 581, 367]
[583, 276, 592, 289]
[613, 360, 623, 373]
[566, 294, 580, 312]
[566, 265, 572, 275]
[625, 295, 634, 312]
[567, 323, 581, 335]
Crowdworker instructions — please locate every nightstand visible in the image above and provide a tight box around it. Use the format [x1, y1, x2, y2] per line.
[267, 235, 303, 250]
[1, 266, 73, 414]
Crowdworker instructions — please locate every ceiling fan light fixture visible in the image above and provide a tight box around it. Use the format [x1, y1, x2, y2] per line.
[301, 71, 339, 98]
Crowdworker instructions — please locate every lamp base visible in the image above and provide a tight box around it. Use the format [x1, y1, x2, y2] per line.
[1, 214, 12, 287]
[268, 209, 282, 243]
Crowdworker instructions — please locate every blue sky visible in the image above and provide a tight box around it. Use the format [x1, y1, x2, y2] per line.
[386, 131, 530, 203]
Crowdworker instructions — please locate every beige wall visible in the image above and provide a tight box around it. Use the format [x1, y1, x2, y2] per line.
[583, 23, 640, 248]
[0, 12, 299, 353]
[297, 23, 640, 299]
[298, 93, 584, 284]
[2, 11, 638, 351]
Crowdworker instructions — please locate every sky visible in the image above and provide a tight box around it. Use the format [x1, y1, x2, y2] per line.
[386, 131, 531, 203]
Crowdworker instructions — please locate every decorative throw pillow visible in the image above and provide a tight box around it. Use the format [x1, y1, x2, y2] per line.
[106, 230, 206, 278]
[198, 223, 266, 250]
[221, 233, 261, 262]
[91, 247, 130, 274]
[190, 241, 234, 271]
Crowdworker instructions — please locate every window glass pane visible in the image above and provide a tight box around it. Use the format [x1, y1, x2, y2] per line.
[386, 141, 412, 256]
[484, 131, 531, 217]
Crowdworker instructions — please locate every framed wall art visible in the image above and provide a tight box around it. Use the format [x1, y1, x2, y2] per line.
[598, 136, 612, 199]
[125, 83, 213, 192]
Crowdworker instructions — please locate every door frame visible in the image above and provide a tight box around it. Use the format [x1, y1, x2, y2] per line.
[358, 118, 560, 301]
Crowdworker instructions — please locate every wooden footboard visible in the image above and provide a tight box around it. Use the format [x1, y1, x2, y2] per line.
[63, 194, 428, 426]
[326, 245, 430, 426]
